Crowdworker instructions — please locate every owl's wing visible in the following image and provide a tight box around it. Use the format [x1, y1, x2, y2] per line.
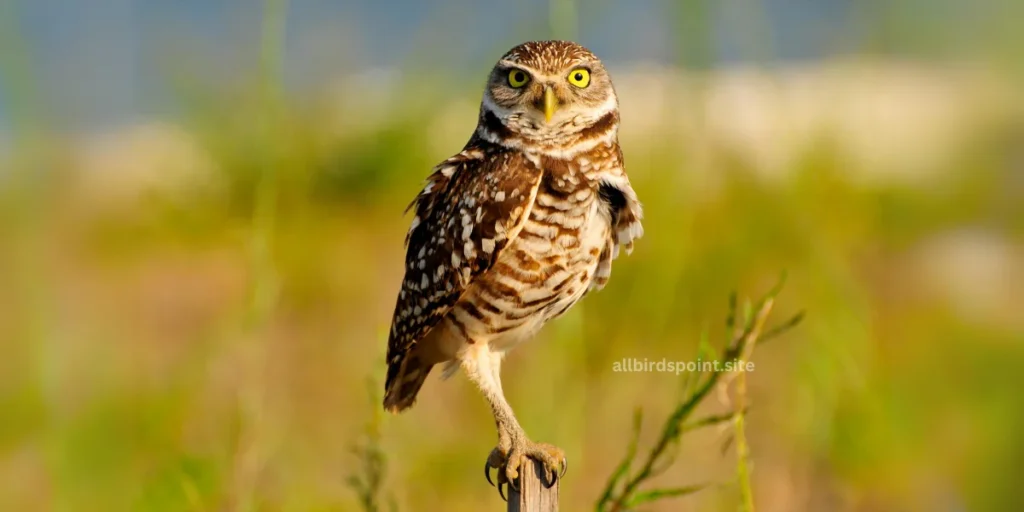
[385, 147, 543, 382]
[590, 157, 644, 292]
[602, 173, 644, 258]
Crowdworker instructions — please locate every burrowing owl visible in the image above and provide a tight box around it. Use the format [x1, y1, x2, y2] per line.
[383, 40, 643, 496]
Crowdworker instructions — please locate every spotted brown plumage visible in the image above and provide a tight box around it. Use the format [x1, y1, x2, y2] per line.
[383, 40, 643, 497]
[384, 142, 544, 409]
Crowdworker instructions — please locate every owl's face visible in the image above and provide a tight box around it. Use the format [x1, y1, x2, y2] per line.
[481, 41, 618, 141]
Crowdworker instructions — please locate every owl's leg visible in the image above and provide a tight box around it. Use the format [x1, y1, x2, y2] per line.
[461, 344, 567, 498]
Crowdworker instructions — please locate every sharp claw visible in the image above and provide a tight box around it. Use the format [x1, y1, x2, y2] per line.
[509, 472, 520, 493]
[560, 457, 568, 478]
[498, 482, 507, 502]
[542, 467, 558, 489]
[485, 461, 494, 487]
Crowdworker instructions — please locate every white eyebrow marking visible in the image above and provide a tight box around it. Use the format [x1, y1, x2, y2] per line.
[501, 63, 569, 82]
[499, 58, 590, 73]
[499, 60, 545, 75]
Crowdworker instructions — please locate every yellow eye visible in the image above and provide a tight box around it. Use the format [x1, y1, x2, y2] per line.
[507, 69, 529, 88]
[568, 68, 591, 88]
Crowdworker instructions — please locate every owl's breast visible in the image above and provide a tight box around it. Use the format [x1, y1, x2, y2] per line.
[443, 166, 612, 353]
[493, 176, 611, 337]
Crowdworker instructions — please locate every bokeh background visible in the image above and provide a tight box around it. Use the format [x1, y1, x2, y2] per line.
[2, 1, 1023, 511]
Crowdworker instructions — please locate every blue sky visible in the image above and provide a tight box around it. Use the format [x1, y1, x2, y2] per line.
[1, 0, 876, 131]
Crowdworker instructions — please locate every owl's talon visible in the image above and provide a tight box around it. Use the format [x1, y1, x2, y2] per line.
[541, 466, 558, 488]
[523, 442, 566, 490]
[484, 439, 565, 500]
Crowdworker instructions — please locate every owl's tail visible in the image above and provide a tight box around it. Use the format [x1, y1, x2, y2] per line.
[383, 354, 433, 413]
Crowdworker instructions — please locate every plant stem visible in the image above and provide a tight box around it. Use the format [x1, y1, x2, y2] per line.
[733, 298, 773, 512]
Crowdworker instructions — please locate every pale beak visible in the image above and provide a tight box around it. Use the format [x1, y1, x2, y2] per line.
[543, 86, 557, 124]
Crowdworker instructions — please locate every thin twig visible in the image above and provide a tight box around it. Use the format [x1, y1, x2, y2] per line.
[732, 298, 774, 512]
[347, 375, 396, 512]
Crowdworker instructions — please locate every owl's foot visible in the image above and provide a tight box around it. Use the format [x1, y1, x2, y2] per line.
[484, 435, 567, 500]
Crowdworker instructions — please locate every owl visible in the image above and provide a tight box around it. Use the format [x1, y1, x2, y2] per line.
[383, 40, 643, 497]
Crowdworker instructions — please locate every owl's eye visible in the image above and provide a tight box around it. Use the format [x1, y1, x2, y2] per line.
[568, 68, 591, 88]
[507, 69, 529, 88]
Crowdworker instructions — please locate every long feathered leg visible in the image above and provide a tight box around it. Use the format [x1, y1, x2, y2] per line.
[463, 344, 566, 498]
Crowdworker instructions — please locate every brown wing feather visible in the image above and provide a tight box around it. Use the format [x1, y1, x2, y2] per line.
[384, 142, 543, 402]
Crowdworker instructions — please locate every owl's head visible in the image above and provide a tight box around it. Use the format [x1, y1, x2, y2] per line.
[480, 40, 618, 142]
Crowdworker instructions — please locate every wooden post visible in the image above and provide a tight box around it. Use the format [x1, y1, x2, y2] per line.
[507, 458, 558, 511]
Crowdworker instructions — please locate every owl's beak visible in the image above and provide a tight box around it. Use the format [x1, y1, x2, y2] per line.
[543, 86, 557, 124]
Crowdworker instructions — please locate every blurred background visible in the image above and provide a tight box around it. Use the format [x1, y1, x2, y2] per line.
[1, 0, 1022, 511]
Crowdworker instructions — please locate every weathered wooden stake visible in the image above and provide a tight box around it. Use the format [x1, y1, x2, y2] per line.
[507, 458, 558, 511]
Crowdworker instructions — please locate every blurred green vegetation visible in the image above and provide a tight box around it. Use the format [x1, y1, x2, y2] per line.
[2, 1, 1024, 511]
